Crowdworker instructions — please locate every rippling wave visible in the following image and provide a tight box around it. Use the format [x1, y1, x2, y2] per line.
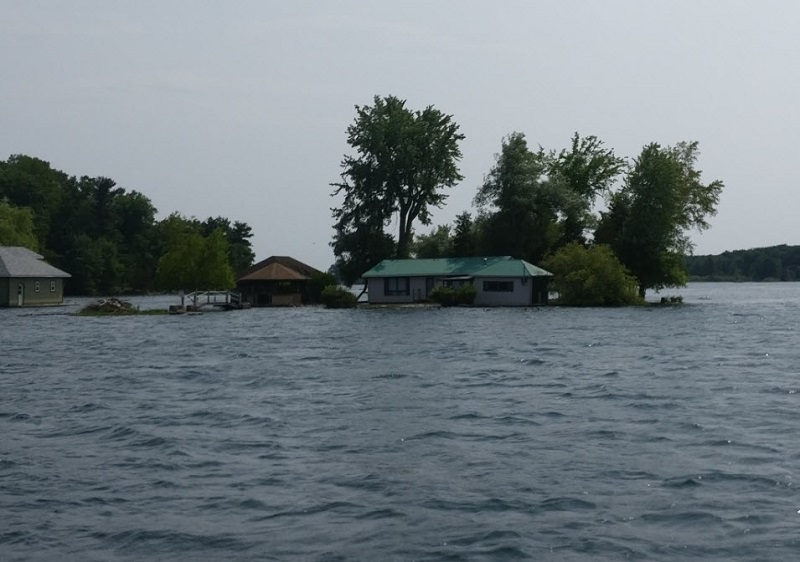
[2, 284, 800, 560]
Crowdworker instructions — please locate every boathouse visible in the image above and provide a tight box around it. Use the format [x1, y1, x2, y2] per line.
[236, 256, 321, 306]
[361, 256, 552, 306]
[0, 246, 71, 307]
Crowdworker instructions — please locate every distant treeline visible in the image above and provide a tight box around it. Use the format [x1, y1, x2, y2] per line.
[0, 154, 255, 295]
[686, 245, 800, 281]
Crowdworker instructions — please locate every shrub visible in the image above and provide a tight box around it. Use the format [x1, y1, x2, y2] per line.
[429, 286, 456, 306]
[543, 243, 642, 306]
[319, 285, 357, 308]
[430, 284, 476, 306]
[309, 271, 338, 303]
[454, 284, 476, 305]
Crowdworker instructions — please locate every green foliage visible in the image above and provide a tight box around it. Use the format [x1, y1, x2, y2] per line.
[200, 216, 255, 273]
[308, 271, 338, 303]
[685, 244, 800, 281]
[455, 283, 476, 305]
[156, 227, 234, 291]
[112, 190, 159, 292]
[412, 225, 453, 258]
[598, 142, 723, 297]
[320, 285, 358, 308]
[473, 132, 557, 263]
[545, 133, 626, 246]
[332, 226, 395, 286]
[0, 155, 65, 249]
[0, 155, 253, 295]
[429, 283, 476, 306]
[429, 286, 456, 306]
[331, 95, 465, 280]
[0, 199, 38, 249]
[543, 243, 641, 306]
[474, 133, 580, 262]
[473, 132, 624, 263]
[203, 228, 236, 289]
[67, 235, 124, 295]
[451, 212, 476, 257]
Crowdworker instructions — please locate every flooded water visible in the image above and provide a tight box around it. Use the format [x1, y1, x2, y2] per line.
[2, 283, 800, 561]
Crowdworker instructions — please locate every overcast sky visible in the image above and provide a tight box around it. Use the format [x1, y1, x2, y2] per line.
[2, 1, 797, 270]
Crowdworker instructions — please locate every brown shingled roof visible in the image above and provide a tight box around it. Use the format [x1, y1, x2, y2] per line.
[237, 256, 321, 282]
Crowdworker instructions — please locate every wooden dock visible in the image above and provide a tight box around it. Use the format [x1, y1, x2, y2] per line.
[170, 291, 251, 313]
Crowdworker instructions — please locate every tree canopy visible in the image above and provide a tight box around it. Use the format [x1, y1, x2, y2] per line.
[471, 132, 625, 264]
[473, 132, 557, 263]
[0, 154, 255, 295]
[408, 133, 721, 303]
[546, 133, 626, 246]
[0, 199, 38, 250]
[410, 225, 453, 259]
[686, 245, 800, 281]
[596, 141, 723, 297]
[331, 95, 464, 284]
[156, 226, 235, 291]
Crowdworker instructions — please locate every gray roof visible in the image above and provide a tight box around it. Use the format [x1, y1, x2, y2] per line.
[0, 246, 71, 278]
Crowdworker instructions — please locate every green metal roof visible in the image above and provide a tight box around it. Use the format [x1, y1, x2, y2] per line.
[476, 259, 552, 278]
[362, 256, 551, 278]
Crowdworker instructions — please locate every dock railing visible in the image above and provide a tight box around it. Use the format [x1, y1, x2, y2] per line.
[181, 290, 242, 310]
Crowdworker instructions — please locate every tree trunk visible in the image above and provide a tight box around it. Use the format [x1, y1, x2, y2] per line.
[396, 208, 411, 258]
[638, 285, 646, 300]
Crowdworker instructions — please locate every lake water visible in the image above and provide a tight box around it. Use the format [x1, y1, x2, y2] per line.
[2, 283, 800, 561]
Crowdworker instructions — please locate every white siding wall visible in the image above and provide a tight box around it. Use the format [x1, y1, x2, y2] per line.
[474, 277, 531, 306]
[367, 277, 428, 303]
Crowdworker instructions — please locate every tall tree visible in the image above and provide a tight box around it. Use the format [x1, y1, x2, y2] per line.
[473, 132, 560, 263]
[88, 176, 125, 237]
[451, 212, 476, 257]
[228, 220, 256, 273]
[66, 234, 124, 295]
[411, 225, 453, 258]
[0, 155, 65, 249]
[200, 216, 255, 273]
[596, 141, 723, 298]
[156, 227, 234, 291]
[113, 190, 159, 292]
[545, 133, 626, 246]
[0, 199, 38, 249]
[331, 95, 465, 279]
[331, 223, 395, 286]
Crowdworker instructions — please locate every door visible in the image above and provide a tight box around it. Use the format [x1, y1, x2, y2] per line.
[17, 283, 23, 307]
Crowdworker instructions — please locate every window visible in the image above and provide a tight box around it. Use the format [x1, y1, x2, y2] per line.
[50, 281, 56, 293]
[34, 281, 40, 293]
[483, 280, 514, 292]
[443, 279, 471, 288]
[384, 277, 410, 296]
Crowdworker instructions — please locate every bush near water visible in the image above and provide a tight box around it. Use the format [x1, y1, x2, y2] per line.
[429, 284, 477, 307]
[544, 243, 642, 306]
[320, 285, 357, 308]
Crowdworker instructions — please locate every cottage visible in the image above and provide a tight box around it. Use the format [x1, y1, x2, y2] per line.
[0, 246, 71, 307]
[236, 256, 321, 306]
[362, 256, 552, 306]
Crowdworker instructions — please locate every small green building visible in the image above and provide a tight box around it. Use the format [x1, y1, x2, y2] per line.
[0, 246, 71, 307]
[362, 256, 552, 306]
